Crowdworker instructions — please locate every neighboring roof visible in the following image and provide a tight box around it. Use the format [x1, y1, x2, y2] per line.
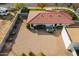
[66, 28, 79, 43]
[0, 7, 7, 12]
[26, 10, 73, 24]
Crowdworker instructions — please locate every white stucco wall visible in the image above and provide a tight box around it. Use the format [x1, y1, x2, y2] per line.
[71, 47, 77, 56]
[61, 27, 72, 49]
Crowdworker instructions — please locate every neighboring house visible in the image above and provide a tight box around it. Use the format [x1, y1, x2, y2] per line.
[0, 7, 8, 16]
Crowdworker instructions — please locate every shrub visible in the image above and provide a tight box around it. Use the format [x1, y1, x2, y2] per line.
[47, 29, 55, 33]
[15, 3, 25, 9]
[47, 29, 54, 33]
[26, 24, 30, 29]
[63, 9, 79, 20]
[35, 24, 46, 29]
[8, 38, 13, 42]
[21, 7, 29, 13]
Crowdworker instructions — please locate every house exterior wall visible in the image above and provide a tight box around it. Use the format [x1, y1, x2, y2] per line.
[71, 47, 77, 56]
[61, 27, 72, 49]
[33, 24, 53, 26]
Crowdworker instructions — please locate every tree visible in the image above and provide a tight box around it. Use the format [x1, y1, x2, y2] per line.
[55, 3, 58, 6]
[37, 3, 48, 8]
[15, 3, 25, 9]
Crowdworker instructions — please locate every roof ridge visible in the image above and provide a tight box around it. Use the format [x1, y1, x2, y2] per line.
[26, 10, 73, 24]
[27, 13, 41, 23]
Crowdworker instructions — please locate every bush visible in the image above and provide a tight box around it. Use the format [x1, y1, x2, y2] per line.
[21, 7, 29, 13]
[72, 14, 79, 20]
[26, 24, 30, 29]
[15, 3, 25, 9]
[47, 29, 54, 33]
[35, 24, 46, 29]
[64, 9, 79, 20]
[7, 37, 13, 42]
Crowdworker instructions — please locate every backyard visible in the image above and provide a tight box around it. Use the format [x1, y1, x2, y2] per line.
[0, 6, 77, 56]
[8, 20, 72, 56]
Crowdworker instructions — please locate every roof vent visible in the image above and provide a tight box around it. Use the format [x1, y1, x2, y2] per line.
[57, 14, 61, 17]
[41, 15, 44, 17]
[49, 15, 52, 17]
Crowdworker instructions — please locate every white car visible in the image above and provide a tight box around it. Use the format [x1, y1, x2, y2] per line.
[0, 7, 9, 16]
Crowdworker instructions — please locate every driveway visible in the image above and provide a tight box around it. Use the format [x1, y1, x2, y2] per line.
[8, 22, 72, 56]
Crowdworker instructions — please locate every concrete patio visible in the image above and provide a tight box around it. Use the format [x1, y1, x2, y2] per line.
[8, 21, 72, 56]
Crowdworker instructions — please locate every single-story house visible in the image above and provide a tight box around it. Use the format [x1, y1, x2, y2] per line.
[26, 10, 73, 30]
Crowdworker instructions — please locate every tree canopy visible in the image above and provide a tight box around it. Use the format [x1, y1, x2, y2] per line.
[15, 3, 25, 9]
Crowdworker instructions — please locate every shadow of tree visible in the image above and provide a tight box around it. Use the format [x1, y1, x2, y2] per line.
[40, 52, 46, 56]
[29, 51, 36, 56]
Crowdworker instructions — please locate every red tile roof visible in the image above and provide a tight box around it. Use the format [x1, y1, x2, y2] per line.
[26, 10, 73, 24]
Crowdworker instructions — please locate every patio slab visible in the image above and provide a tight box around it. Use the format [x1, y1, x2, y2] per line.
[9, 22, 72, 56]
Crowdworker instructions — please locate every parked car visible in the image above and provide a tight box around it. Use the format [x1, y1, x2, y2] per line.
[0, 7, 9, 16]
